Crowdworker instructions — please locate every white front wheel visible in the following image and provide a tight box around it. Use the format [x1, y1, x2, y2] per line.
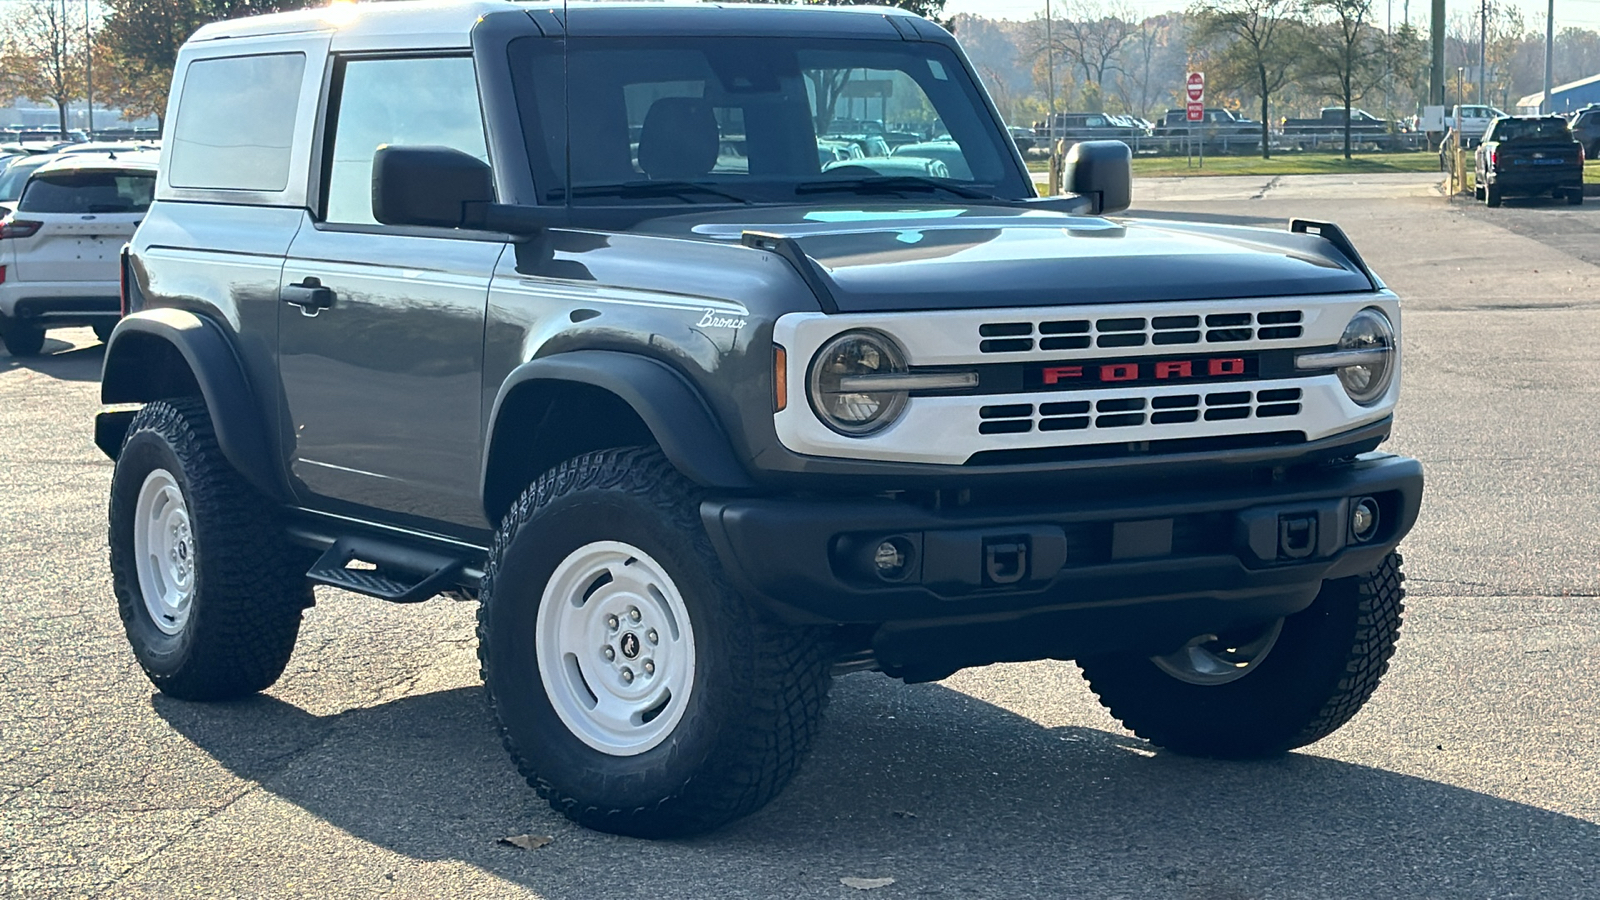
[536, 541, 696, 756]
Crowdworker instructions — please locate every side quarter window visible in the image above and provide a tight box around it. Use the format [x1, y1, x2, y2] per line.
[323, 56, 489, 226]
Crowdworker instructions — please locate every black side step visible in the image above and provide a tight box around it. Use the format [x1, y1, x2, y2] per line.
[306, 536, 466, 603]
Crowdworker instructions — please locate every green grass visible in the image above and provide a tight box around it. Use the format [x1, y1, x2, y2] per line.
[1026, 151, 1441, 177]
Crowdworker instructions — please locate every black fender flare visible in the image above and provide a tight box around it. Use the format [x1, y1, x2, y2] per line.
[98, 309, 287, 501]
[482, 350, 755, 504]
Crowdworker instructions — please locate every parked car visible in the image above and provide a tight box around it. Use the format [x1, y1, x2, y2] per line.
[1474, 115, 1584, 207]
[821, 155, 951, 178]
[1281, 107, 1391, 135]
[1037, 112, 1143, 142]
[1153, 107, 1258, 138]
[0, 154, 59, 214]
[0, 151, 157, 355]
[816, 138, 864, 167]
[1008, 125, 1037, 153]
[1445, 105, 1508, 145]
[1571, 106, 1600, 159]
[890, 139, 972, 178]
[98, 0, 1420, 843]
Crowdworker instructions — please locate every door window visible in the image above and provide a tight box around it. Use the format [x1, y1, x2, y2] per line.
[323, 56, 490, 225]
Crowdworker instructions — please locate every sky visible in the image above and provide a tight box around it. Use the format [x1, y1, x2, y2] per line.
[942, 0, 1600, 34]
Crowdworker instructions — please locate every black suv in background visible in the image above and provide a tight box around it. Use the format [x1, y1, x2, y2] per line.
[1571, 106, 1600, 159]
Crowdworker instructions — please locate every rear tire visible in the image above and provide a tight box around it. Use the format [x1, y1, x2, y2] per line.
[1568, 188, 1584, 206]
[1079, 552, 1405, 759]
[1485, 184, 1502, 207]
[93, 321, 115, 343]
[2, 324, 45, 357]
[478, 447, 831, 838]
[109, 398, 312, 700]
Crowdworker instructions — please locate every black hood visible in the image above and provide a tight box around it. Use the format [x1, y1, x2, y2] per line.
[664, 205, 1376, 313]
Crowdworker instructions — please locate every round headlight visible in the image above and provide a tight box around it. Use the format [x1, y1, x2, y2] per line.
[1336, 308, 1395, 406]
[807, 330, 909, 435]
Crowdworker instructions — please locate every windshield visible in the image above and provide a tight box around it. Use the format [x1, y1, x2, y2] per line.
[0, 157, 51, 202]
[1492, 119, 1572, 142]
[18, 169, 154, 213]
[509, 35, 1027, 206]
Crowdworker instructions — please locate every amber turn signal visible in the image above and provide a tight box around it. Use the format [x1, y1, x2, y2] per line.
[773, 344, 788, 412]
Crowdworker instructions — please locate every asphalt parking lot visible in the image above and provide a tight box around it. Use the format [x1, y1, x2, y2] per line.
[3, 178, 1599, 899]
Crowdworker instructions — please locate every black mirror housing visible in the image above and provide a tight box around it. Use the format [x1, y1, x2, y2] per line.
[1063, 140, 1132, 215]
[371, 145, 495, 228]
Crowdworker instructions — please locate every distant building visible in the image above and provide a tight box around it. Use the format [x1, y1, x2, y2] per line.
[1517, 73, 1600, 115]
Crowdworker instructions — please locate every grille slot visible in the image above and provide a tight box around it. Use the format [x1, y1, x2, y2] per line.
[980, 309, 1305, 354]
[971, 387, 1303, 436]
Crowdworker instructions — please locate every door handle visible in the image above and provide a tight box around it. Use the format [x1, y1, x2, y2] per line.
[281, 277, 335, 316]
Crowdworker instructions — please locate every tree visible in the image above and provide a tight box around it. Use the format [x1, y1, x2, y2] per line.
[1297, 0, 1384, 158]
[1191, 0, 1302, 158]
[97, 0, 319, 128]
[0, 0, 88, 134]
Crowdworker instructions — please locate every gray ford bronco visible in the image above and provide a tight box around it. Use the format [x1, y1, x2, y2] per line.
[97, 1, 1423, 838]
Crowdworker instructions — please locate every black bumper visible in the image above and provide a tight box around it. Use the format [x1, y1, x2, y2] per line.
[702, 452, 1423, 679]
[1487, 169, 1582, 193]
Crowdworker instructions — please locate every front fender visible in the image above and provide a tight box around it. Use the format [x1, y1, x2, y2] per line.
[99, 309, 286, 501]
[483, 350, 755, 498]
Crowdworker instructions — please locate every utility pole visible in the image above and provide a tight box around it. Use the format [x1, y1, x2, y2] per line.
[84, 0, 93, 135]
[1542, 0, 1555, 113]
[1478, 0, 1488, 106]
[1046, 0, 1057, 193]
[1430, 0, 1445, 106]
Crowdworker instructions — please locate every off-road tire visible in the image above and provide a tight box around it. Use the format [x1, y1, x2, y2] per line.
[478, 447, 831, 838]
[1079, 552, 1405, 759]
[2, 324, 45, 357]
[109, 398, 312, 700]
[1568, 188, 1584, 206]
[1486, 184, 1503, 207]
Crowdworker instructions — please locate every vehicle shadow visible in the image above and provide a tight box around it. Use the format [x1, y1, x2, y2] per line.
[0, 337, 103, 381]
[151, 672, 1599, 898]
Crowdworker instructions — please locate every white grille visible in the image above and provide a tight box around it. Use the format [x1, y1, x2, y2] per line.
[976, 310, 1305, 355]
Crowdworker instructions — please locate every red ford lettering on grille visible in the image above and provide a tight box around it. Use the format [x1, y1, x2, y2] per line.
[1041, 365, 1084, 384]
[1101, 363, 1140, 382]
[1208, 358, 1245, 376]
[1154, 360, 1193, 379]
[1031, 356, 1249, 388]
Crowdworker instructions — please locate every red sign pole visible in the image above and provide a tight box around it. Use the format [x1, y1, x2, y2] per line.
[1187, 72, 1205, 170]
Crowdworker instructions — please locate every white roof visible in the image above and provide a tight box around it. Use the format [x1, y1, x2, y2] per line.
[31, 151, 161, 175]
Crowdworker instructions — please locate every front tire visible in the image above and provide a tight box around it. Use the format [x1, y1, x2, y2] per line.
[1079, 552, 1405, 759]
[2, 324, 45, 357]
[109, 398, 312, 700]
[478, 447, 831, 838]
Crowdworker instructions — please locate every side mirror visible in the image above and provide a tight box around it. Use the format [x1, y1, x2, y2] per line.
[371, 145, 494, 228]
[1063, 140, 1132, 215]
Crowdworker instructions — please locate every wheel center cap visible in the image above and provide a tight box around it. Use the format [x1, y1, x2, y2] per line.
[620, 632, 640, 660]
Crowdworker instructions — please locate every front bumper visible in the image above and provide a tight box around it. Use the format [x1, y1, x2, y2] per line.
[702, 452, 1422, 679]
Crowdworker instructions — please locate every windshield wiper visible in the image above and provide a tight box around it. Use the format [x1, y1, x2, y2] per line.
[559, 181, 752, 205]
[793, 176, 1001, 201]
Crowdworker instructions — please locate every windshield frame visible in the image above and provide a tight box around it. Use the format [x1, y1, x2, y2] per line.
[502, 31, 1032, 216]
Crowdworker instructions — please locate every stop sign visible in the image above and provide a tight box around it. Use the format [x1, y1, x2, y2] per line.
[1186, 72, 1205, 103]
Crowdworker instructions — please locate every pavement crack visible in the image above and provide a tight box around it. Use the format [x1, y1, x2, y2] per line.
[1250, 176, 1282, 200]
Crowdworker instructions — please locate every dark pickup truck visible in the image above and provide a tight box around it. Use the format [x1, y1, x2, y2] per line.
[1281, 107, 1390, 134]
[1474, 115, 1585, 207]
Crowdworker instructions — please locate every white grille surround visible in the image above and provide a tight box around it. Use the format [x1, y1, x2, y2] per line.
[772, 293, 1401, 465]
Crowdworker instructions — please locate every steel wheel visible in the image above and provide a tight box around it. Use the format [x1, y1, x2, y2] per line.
[1150, 618, 1285, 686]
[131, 468, 196, 636]
[536, 540, 696, 756]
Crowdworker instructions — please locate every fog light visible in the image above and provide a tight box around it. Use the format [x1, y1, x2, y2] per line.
[1351, 497, 1381, 543]
[873, 538, 912, 581]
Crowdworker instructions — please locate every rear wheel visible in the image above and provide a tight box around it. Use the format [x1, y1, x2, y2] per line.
[93, 321, 115, 343]
[478, 447, 831, 838]
[2, 324, 45, 357]
[1485, 183, 1502, 207]
[1079, 552, 1405, 759]
[1568, 188, 1584, 206]
[109, 398, 312, 700]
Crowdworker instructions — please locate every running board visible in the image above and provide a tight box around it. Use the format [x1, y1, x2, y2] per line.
[306, 536, 466, 603]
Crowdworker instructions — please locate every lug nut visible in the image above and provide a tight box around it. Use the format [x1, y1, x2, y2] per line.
[628, 607, 642, 623]
[647, 629, 658, 644]
[604, 646, 615, 661]
[606, 614, 619, 630]
[643, 660, 655, 675]
[621, 667, 634, 684]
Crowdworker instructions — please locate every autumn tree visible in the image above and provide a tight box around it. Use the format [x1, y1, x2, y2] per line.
[0, 0, 88, 135]
[1191, 0, 1303, 158]
[1297, 0, 1384, 158]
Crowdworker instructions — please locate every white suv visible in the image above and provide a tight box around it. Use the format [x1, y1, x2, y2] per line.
[0, 151, 156, 356]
